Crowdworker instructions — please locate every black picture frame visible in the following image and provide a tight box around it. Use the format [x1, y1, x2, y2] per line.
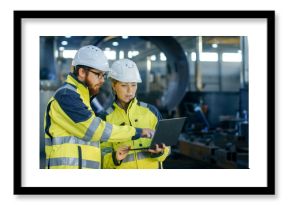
[14, 10, 275, 195]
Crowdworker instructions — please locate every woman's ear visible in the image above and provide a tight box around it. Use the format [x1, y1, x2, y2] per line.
[111, 83, 116, 94]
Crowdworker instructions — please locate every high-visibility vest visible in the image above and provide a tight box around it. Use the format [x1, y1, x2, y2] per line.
[101, 98, 170, 169]
[44, 73, 141, 169]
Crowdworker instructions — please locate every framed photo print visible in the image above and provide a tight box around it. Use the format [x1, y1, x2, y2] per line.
[14, 10, 275, 195]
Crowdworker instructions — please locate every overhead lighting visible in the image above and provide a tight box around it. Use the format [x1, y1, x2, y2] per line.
[128, 51, 139, 58]
[150, 55, 156, 61]
[61, 40, 68, 46]
[65, 36, 71, 38]
[63, 50, 77, 59]
[160, 52, 167, 61]
[112, 42, 119, 46]
[59, 46, 65, 51]
[104, 50, 116, 60]
[122, 36, 128, 39]
[105, 47, 111, 51]
[212, 43, 218, 48]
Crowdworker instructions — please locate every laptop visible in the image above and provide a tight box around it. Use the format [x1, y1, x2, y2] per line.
[129, 117, 187, 150]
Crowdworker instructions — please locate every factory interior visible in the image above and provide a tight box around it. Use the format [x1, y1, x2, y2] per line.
[40, 36, 249, 169]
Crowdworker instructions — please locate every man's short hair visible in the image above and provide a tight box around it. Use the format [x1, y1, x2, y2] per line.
[73, 65, 92, 76]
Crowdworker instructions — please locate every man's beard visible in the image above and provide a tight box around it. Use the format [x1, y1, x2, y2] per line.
[84, 75, 100, 96]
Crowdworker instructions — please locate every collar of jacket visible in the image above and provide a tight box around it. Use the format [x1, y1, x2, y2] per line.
[65, 73, 90, 102]
[67, 73, 87, 87]
[113, 97, 138, 113]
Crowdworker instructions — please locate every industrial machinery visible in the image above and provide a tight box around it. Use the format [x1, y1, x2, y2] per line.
[176, 91, 249, 168]
[40, 36, 249, 169]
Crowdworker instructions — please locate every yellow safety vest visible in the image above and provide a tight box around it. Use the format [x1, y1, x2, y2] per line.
[44, 73, 141, 169]
[101, 98, 170, 169]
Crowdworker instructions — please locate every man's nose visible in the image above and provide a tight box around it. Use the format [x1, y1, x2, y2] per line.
[99, 76, 105, 83]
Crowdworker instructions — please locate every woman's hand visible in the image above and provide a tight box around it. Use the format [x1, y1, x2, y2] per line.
[115, 146, 130, 161]
[148, 143, 166, 154]
[141, 128, 155, 138]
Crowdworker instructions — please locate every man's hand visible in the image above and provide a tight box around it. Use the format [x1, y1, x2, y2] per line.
[115, 146, 130, 161]
[141, 128, 155, 138]
[148, 143, 166, 154]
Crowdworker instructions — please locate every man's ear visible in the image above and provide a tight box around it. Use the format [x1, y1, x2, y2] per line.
[78, 67, 86, 80]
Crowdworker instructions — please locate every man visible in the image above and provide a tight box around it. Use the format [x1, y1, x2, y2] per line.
[44, 45, 153, 169]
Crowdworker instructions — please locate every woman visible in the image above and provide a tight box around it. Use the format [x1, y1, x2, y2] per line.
[101, 59, 170, 169]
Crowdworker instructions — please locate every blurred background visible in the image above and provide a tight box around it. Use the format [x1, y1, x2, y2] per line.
[40, 36, 249, 169]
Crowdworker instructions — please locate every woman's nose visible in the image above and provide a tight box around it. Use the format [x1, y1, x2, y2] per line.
[127, 86, 134, 93]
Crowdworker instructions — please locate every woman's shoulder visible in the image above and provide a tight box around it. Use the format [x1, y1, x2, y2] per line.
[137, 101, 162, 120]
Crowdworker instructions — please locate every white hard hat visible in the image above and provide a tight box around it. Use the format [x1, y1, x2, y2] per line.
[72, 45, 110, 72]
[109, 59, 142, 83]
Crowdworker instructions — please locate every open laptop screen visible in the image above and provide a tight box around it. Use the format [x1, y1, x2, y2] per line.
[130, 117, 186, 150]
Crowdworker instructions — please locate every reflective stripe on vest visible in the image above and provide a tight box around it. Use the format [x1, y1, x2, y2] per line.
[139, 102, 148, 108]
[45, 84, 77, 141]
[122, 153, 135, 163]
[55, 83, 76, 95]
[83, 117, 101, 141]
[45, 136, 99, 148]
[122, 152, 151, 163]
[100, 123, 113, 141]
[137, 152, 151, 160]
[48, 157, 100, 169]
